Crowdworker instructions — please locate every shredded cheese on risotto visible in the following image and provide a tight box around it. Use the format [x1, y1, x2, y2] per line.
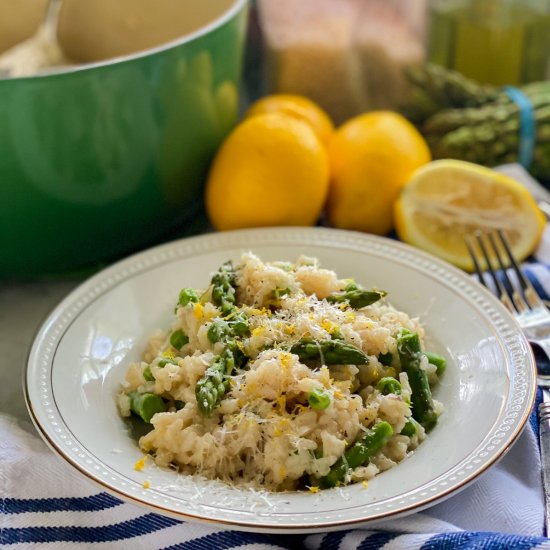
[118, 253, 444, 491]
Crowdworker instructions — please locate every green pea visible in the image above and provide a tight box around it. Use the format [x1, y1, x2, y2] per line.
[170, 329, 189, 350]
[178, 288, 199, 307]
[400, 419, 417, 437]
[308, 388, 331, 410]
[377, 377, 402, 395]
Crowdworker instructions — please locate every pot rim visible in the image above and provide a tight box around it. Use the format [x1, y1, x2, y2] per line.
[0, 0, 248, 81]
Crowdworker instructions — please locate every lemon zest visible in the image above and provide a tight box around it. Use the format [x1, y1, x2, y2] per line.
[193, 303, 204, 319]
[252, 326, 266, 337]
[162, 349, 175, 360]
[280, 352, 292, 369]
[284, 324, 296, 335]
[134, 455, 148, 472]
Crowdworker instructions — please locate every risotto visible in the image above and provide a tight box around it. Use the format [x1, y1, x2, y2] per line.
[118, 253, 444, 491]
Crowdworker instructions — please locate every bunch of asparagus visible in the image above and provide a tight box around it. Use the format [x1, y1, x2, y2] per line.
[404, 63, 550, 182]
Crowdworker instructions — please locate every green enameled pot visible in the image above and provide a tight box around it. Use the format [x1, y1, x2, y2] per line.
[0, 0, 248, 278]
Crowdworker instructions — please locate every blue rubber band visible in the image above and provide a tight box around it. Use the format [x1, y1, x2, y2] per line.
[503, 85, 536, 169]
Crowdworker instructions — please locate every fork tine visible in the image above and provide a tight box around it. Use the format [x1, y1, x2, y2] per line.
[465, 232, 515, 313]
[465, 235, 486, 282]
[473, 231, 517, 313]
[497, 229, 545, 310]
[487, 231, 529, 313]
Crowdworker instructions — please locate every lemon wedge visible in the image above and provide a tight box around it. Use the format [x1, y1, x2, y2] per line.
[394, 159, 546, 271]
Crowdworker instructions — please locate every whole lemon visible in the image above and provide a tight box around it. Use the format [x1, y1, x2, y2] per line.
[205, 113, 330, 231]
[327, 111, 431, 235]
[245, 94, 335, 146]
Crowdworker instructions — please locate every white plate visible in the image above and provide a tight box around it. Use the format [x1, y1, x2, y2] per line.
[25, 227, 536, 533]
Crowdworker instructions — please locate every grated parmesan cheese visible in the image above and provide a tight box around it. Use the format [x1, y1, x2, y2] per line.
[118, 252, 442, 492]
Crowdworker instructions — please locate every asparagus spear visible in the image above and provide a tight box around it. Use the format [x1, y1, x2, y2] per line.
[404, 63, 550, 180]
[405, 62, 499, 122]
[207, 312, 250, 343]
[424, 351, 446, 376]
[207, 321, 228, 344]
[320, 421, 393, 488]
[129, 392, 167, 423]
[397, 329, 438, 432]
[290, 338, 368, 365]
[326, 287, 387, 309]
[195, 342, 245, 416]
[425, 109, 550, 181]
[211, 261, 237, 315]
[142, 365, 155, 382]
[407, 62, 550, 118]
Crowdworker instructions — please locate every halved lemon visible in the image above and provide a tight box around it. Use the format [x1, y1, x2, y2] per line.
[394, 159, 546, 271]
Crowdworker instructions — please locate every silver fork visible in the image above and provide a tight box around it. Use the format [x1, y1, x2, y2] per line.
[465, 228, 550, 535]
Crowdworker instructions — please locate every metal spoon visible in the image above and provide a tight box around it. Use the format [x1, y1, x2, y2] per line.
[0, 0, 69, 78]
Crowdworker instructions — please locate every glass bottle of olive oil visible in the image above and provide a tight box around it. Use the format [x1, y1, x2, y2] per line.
[428, 0, 550, 85]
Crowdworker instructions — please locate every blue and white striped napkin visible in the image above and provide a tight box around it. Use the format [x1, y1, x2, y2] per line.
[0, 403, 547, 549]
[3, 165, 550, 549]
